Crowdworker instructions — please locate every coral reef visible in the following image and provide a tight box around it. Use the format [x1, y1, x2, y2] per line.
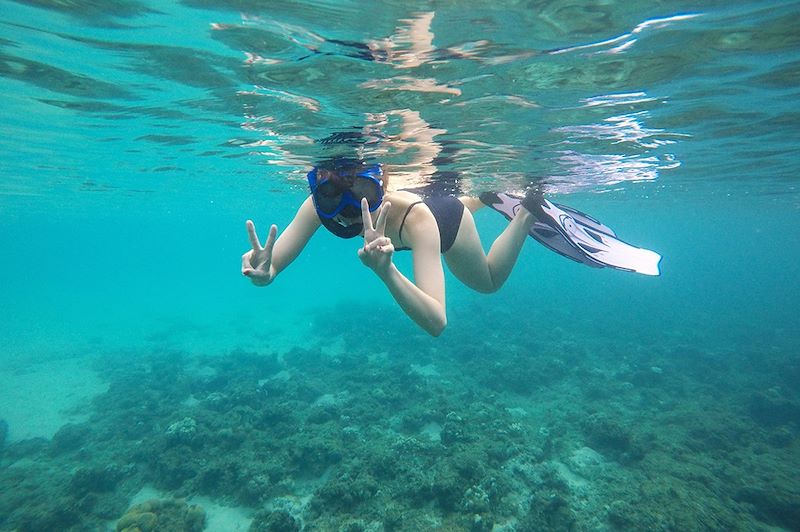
[249, 509, 301, 532]
[116, 498, 205, 532]
[0, 303, 797, 530]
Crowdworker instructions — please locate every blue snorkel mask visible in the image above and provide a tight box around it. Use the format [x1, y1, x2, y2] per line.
[307, 163, 384, 220]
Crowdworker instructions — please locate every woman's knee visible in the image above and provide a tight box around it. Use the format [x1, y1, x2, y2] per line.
[459, 196, 485, 213]
[450, 264, 499, 293]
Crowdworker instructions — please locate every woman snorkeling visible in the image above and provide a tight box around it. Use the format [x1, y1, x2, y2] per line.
[242, 158, 660, 337]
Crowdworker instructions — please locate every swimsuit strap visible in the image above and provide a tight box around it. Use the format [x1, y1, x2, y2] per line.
[397, 201, 424, 248]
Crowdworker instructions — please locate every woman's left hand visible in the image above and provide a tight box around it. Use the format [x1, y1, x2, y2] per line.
[358, 197, 394, 275]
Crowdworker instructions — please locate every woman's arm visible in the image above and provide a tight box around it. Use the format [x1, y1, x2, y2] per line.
[359, 199, 447, 336]
[377, 238, 447, 336]
[269, 196, 321, 276]
[242, 196, 320, 285]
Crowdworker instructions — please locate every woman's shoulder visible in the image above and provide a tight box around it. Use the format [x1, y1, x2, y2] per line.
[386, 191, 430, 225]
[387, 191, 439, 248]
[385, 190, 423, 207]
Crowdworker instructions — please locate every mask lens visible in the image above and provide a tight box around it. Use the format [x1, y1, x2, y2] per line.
[350, 176, 382, 209]
[339, 204, 361, 219]
[314, 181, 345, 214]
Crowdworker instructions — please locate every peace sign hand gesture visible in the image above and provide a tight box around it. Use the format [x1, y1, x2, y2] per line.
[242, 220, 277, 286]
[357, 197, 394, 275]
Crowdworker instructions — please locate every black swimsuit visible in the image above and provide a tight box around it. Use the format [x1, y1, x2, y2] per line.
[397, 196, 465, 253]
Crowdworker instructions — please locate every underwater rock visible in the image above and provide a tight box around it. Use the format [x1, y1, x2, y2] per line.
[312, 470, 378, 513]
[461, 484, 491, 513]
[336, 519, 372, 532]
[70, 465, 123, 495]
[151, 449, 201, 489]
[581, 414, 644, 462]
[441, 412, 470, 446]
[248, 509, 300, 532]
[306, 403, 340, 424]
[606, 499, 636, 528]
[469, 513, 494, 532]
[734, 485, 800, 530]
[86, 491, 131, 521]
[201, 391, 233, 413]
[567, 446, 606, 476]
[242, 474, 271, 505]
[115, 498, 205, 532]
[16, 504, 81, 531]
[210, 426, 246, 451]
[165, 417, 198, 446]
[2, 436, 48, 462]
[288, 432, 344, 476]
[524, 490, 575, 530]
[379, 503, 406, 531]
[749, 391, 800, 427]
[767, 427, 795, 448]
[430, 462, 465, 511]
[51, 423, 92, 454]
[626, 365, 666, 387]
[196, 459, 257, 503]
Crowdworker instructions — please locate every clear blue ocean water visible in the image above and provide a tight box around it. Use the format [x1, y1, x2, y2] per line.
[1, 1, 798, 530]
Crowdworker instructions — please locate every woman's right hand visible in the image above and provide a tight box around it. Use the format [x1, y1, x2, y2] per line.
[242, 220, 277, 286]
[358, 198, 394, 276]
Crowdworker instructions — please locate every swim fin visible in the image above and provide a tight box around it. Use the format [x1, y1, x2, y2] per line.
[479, 191, 662, 276]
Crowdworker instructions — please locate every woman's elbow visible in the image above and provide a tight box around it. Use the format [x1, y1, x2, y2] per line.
[425, 315, 447, 337]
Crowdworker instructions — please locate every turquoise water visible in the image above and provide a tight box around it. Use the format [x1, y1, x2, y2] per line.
[1, 1, 799, 530]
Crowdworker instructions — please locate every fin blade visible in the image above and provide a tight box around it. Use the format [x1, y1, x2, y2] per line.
[553, 203, 617, 237]
[529, 223, 605, 268]
[540, 200, 662, 276]
[481, 191, 661, 275]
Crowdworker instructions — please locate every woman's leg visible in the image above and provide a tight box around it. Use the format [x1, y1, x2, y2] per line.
[459, 195, 485, 213]
[444, 201, 533, 293]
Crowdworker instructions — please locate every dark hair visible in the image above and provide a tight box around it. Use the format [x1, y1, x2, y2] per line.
[316, 156, 365, 171]
[315, 157, 387, 192]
